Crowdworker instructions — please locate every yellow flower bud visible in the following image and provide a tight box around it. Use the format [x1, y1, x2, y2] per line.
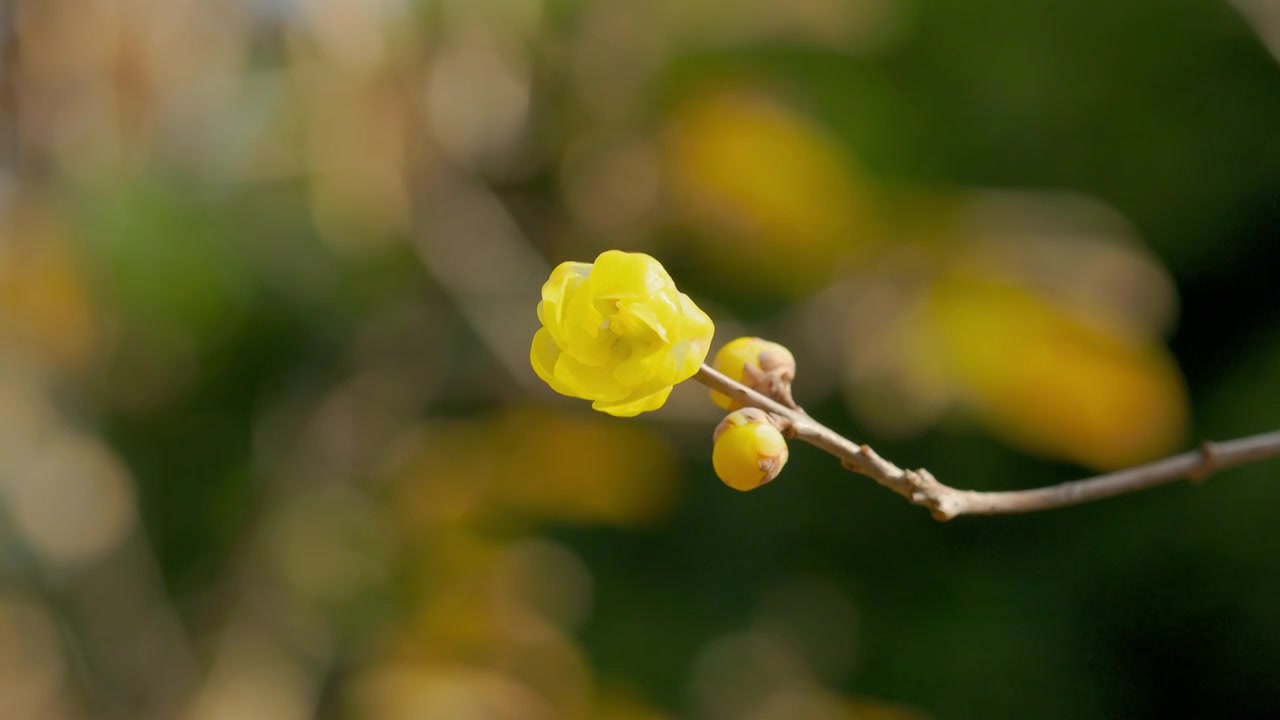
[712, 408, 789, 491]
[708, 336, 796, 410]
[530, 250, 716, 417]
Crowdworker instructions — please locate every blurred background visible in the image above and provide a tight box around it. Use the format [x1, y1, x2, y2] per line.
[1, 0, 1279, 718]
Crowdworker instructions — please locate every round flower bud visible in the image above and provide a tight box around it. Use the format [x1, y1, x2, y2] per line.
[708, 337, 797, 410]
[712, 408, 789, 491]
[530, 250, 716, 417]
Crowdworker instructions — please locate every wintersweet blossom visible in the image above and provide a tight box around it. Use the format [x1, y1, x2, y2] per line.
[530, 250, 715, 416]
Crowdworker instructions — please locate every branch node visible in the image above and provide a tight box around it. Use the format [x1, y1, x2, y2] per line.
[1188, 440, 1221, 483]
[742, 362, 799, 410]
[771, 414, 797, 438]
[902, 469, 957, 520]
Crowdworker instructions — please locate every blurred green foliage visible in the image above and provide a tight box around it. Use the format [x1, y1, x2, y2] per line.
[0, 1, 1278, 719]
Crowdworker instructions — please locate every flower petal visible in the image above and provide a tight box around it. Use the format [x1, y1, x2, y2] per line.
[555, 352, 631, 403]
[590, 250, 672, 300]
[530, 328, 572, 395]
[593, 384, 674, 417]
[673, 293, 715, 380]
[542, 261, 593, 307]
[541, 262, 592, 347]
[613, 340, 665, 386]
[563, 293, 617, 368]
[612, 300, 669, 342]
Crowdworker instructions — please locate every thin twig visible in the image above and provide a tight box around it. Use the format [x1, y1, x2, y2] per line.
[693, 364, 1280, 520]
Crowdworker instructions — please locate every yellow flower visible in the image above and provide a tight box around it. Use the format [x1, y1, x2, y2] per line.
[662, 87, 876, 296]
[712, 408, 789, 491]
[531, 250, 715, 417]
[922, 275, 1187, 470]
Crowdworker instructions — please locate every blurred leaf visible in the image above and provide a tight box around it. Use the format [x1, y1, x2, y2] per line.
[70, 173, 254, 345]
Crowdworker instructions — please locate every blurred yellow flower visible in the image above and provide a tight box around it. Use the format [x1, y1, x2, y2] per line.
[593, 685, 674, 720]
[531, 250, 714, 416]
[392, 407, 683, 530]
[663, 87, 874, 295]
[0, 205, 96, 370]
[925, 275, 1188, 470]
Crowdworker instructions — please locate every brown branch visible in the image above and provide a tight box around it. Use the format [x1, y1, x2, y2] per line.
[693, 364, 1280, 520]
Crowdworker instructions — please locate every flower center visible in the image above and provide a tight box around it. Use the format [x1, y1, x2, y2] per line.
[609, 308, 638, 337]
